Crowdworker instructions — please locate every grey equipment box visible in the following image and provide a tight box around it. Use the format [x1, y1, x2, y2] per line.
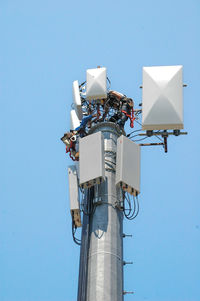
[68, 165, 81, 227]
[79, 131, 105, 188]
[116, 135, 140, 195]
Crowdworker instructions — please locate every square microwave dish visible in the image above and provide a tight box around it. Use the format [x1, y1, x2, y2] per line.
[86, 67, 107, 100]
[142, 65, 183, 130]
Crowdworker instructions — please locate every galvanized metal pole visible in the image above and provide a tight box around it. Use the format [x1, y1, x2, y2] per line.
[78, 122, 125, 301]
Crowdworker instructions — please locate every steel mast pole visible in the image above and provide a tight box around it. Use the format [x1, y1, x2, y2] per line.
[78, 122, 125, 301]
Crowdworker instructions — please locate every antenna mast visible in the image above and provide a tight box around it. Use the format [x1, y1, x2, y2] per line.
[61, 65, 187, 301]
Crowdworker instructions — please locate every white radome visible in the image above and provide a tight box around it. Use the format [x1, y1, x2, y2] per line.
[70, 109, 80, 130]
[142, 65, 184, 130]
[72, 80, 83, 120]
[86, 67, 107, 100]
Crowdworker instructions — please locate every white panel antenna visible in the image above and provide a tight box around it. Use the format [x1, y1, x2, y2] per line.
[142, 65, 183, 130]
[73, 80, 83, 120]
[79, 132, 105, 188]
[68, 165, 81, 228]
[116, 135, 140, 195]
[70, 109, 80, 130]
[86, 67, 107, 100]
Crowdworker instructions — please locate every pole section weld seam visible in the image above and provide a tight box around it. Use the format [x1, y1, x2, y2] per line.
[88, 251, 122, 261]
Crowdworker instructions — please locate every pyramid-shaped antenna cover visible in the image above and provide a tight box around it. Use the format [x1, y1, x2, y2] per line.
[86, 67, 107, 100]
[142, 65, 183, 130]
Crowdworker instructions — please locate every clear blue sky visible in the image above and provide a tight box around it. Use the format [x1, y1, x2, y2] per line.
[1, 1, 199, 301]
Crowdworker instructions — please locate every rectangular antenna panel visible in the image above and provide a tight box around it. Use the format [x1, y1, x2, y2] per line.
[86, 67, 107, 100]
[116, 135, 140, 195]
[73, 80, 83, 120]
[79, 131, 105, 188]
[142, 65, 183, 130]
[70, 109, 80, 130]
[68, 165, 81, 227]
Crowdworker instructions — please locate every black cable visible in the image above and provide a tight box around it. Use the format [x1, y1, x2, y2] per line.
[81, 197, 92, 216]
[135, 119, 142, 126]
[129, 194, 136, 218]
[124, 193, 134, 218]
[127, 129, 143, 137]
[107, 77, 111, 90]
[79, 81, 86, 88]
[124, 194, 131, 217]
[72, 222, 81, 242]
[123, 194, 140, 220]
[129, 133, 142, 139]
[81, 187, 94, 216]
[135, 110, 142, 116]
[132, 195, 140, 219]
[131, 136, 149, 142]
[105, 159, 116, 165]
[71, 187, 94, 245]
[154, 132, 164, 142]
[130, 195, 139, 220]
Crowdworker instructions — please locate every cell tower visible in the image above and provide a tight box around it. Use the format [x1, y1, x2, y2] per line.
[61, 66, 187, 301]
